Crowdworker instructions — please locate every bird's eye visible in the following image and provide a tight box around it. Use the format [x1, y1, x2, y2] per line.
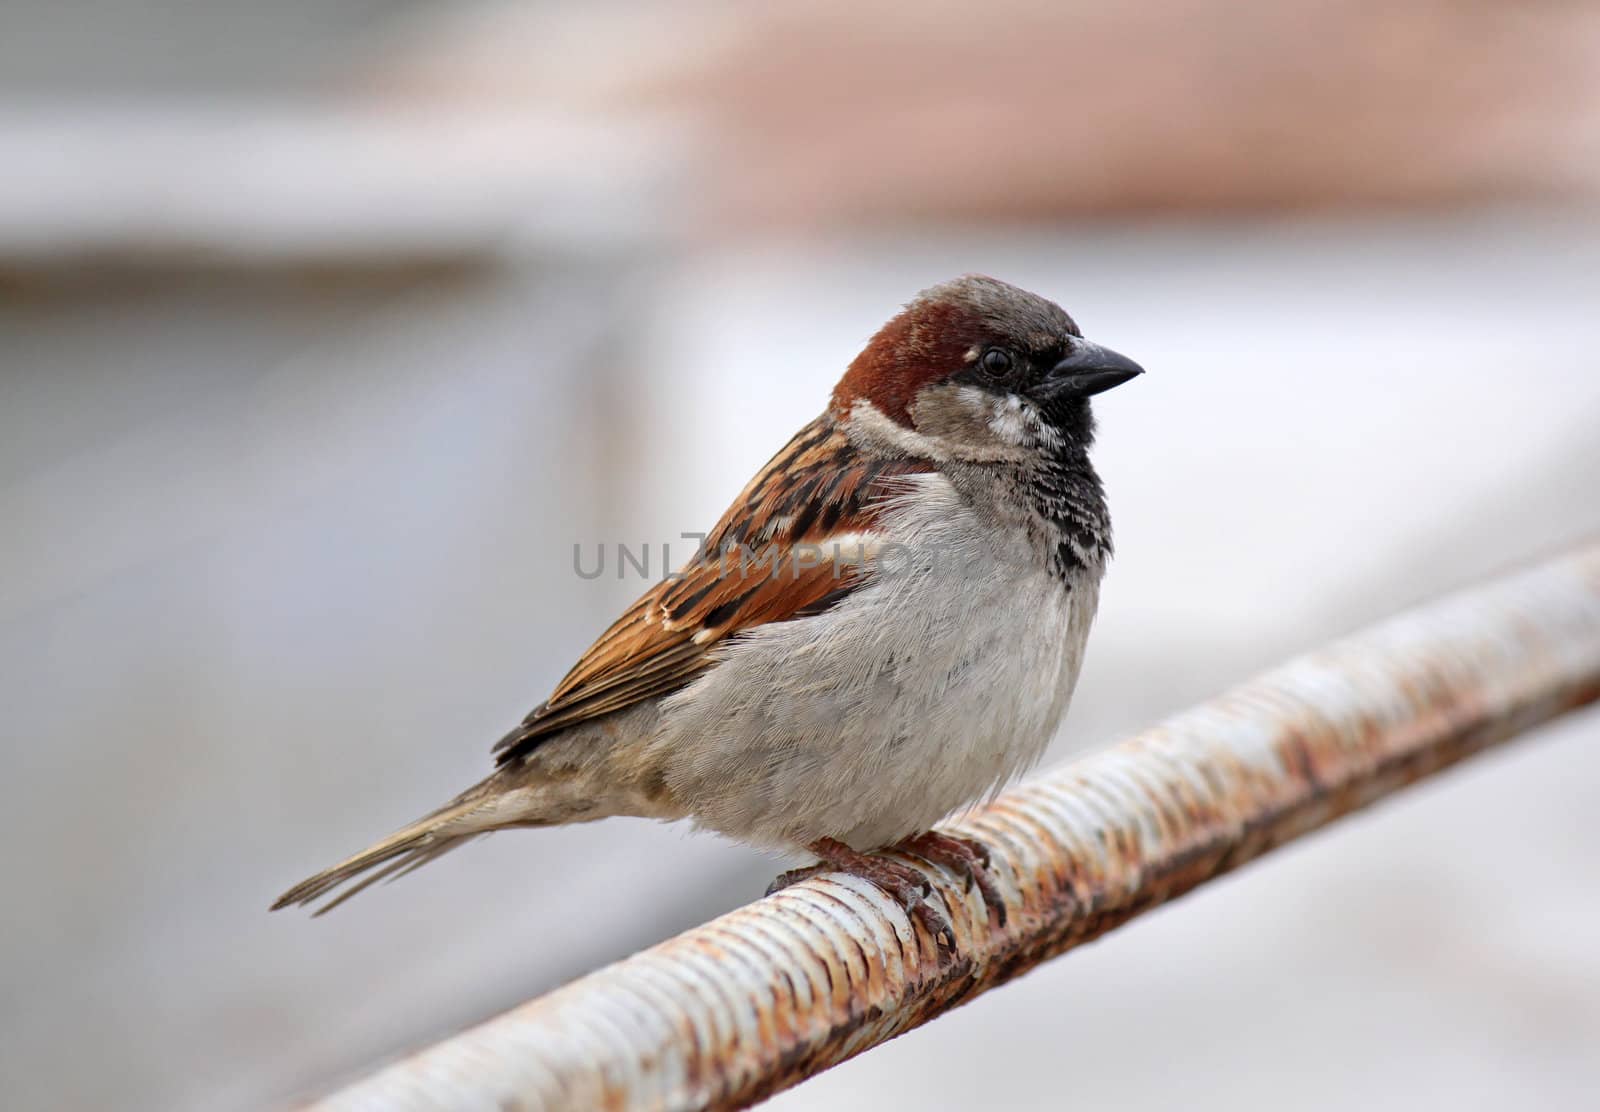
[979, 348, 1013, 379]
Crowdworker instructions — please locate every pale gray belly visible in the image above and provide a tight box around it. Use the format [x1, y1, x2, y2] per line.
[650, 525, 1100, 851]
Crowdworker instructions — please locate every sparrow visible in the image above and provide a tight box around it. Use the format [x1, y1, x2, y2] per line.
[273, 275, 1142, 943]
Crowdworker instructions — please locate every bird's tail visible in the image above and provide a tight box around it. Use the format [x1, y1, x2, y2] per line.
[271, 781, 503, 915]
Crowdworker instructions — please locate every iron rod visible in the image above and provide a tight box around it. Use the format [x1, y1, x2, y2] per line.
[313, 543, 1600, 1111]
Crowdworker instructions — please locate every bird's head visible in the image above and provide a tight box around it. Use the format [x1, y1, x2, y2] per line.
[831, 275, 1142, 463]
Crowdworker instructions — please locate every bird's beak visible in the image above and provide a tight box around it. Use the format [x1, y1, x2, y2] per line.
[1041, 339, 1144, 398]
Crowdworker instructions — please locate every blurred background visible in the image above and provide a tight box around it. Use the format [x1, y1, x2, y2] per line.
[3, 2, 1600, 1109]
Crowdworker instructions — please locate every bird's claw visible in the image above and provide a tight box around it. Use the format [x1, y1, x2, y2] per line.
[768, 838, 956, 955]
[896, 831, 1008, 928]
[766, 863, 826, 897]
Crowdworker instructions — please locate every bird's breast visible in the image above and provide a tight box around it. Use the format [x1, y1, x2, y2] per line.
[653, 473, 1104, 850]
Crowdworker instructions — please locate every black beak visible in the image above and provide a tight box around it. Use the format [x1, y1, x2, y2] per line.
[1042, 339, 1144, 398]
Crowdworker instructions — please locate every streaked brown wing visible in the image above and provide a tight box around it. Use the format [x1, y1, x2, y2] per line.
[493, 415, 928, 763]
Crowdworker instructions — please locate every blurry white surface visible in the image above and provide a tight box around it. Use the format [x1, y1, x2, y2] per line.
[0, 106, 686, 264]
[2, 212, 1599, 1110]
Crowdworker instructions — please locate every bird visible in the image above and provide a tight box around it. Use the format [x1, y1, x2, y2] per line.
[273, 274, 1142, 944]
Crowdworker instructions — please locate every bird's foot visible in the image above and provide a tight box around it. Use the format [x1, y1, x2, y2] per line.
[895, 831, 1008, 928]
[766, 863, 829, 895]
[767, 837, 956, 953]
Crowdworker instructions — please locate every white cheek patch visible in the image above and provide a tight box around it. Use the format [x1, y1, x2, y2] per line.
[851, 386, 1061, 463]
[986, 393, 1032, 446]
[949, 384, 992, 413]
[953, 385, 1031, 449]
[980, 390, 1062, 451]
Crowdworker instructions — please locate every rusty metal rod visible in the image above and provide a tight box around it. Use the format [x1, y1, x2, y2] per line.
[313, 543, 1600, 1111]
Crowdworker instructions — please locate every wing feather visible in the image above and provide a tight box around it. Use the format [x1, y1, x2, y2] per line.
[494, 415, 927, 763]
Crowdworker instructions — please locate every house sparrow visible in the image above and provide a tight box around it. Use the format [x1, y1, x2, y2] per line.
[273, 275, 1142, 943]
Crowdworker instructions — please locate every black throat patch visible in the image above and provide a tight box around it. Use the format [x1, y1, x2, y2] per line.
[1031, 399, 1113, 582]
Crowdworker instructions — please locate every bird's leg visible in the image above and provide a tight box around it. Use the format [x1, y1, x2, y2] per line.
[895, 831, 1008, 927]
[766, 837, 955, 952]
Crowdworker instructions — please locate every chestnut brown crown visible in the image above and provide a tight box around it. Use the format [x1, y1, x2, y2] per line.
[831, 275, 1141, 427]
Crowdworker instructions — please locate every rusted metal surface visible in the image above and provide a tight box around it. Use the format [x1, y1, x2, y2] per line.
[312, 544, 1600, 1112]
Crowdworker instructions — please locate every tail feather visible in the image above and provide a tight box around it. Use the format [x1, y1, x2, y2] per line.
[271, 792, 491, 915]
